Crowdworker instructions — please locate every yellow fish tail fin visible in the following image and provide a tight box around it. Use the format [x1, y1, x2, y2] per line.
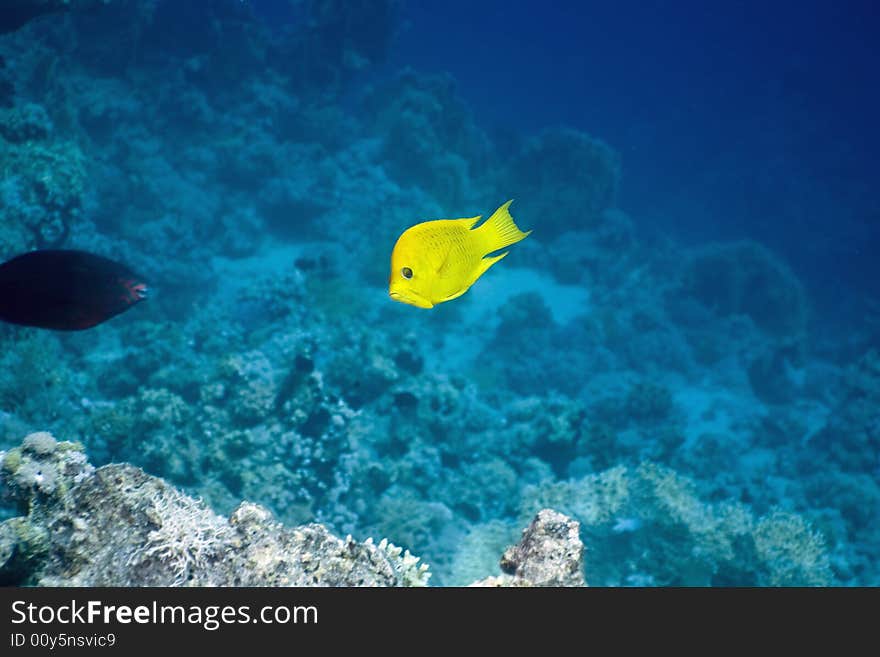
[476, 200, 531, 255]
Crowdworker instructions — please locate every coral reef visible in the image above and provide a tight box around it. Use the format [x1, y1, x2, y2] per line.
[1, 431, 599, 588]
[365, 69, 491, 206]
[80, 325, 357, 527]
[502, 127, 621, 240]
[811, 349, 880, 474]
[0, 433, 430, 586]
[518, 462, 832, 586]
[476, 292, 596, 396]
[0, 104, 85, 252]
[448, 520, 519, 585]
[277, 0, 401, 97]
[672, 241, 808, 341]
[0, 3, 871, 587]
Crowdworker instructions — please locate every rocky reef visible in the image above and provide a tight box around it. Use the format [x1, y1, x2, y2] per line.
[3, 432, 831, 587]
[0, 103, 85, 253]
[0, 432, 589, 587]
[492, 509, 585, 587]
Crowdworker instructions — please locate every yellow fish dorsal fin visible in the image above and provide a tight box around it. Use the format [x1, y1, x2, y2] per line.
[460, 214, 482, 229]
[474, 200, 531, 256]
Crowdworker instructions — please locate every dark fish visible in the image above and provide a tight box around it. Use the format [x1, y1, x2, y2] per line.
[0, 250, 148, 330]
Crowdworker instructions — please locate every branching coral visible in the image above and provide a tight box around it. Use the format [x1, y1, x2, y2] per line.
[754, 510, 830, 586]
[368, 537, 431, 587]
[135, 489, 234, 586]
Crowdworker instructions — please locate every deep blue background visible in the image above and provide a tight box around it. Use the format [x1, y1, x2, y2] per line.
[388, 0, 880, 324]
[246, 0, 879, 326]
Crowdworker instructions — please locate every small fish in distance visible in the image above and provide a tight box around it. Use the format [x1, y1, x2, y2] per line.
[0, 249, 148, 330]
[389, 200, 531, 308]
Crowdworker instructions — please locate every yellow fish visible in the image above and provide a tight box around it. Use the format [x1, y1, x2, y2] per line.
[389, 200, 531, 308]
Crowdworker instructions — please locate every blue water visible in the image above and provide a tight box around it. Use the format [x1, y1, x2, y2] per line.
[396, 0, 880, 320]
[0, 0, 877, 585]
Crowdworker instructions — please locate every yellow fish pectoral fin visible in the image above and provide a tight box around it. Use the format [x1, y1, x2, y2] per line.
[435, 246, 453, 277]
[435, 246, 465, 286]
[437, 253, 508, 304]
[437, 287, 471, 303]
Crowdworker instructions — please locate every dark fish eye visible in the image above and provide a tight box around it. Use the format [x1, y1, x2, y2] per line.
[401, 267, 413, 279]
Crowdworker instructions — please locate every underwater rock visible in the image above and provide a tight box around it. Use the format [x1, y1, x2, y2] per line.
[0, 102, 52, 142]
[0, 332, 78, 431]
[812, 349, 880, 473]
[506, 395, 586, 476]
[624, 380, 676, 424]
[746, 340, 805, 405]
[442, 458, 519, 522]
[272, 0, 401, 98]
[0, 128, 86, 252]
[0, 129, 86, 252]
[495, 509, 585, 587]
[326, 341, 399, 410]
[0, 432, 430, 586]
[220, 350, 279, 426]
[0, 432, 595, 587]
[503, 127, 621, 241]
[365, 69, 492, 206]
[80, 315, 356, 524]
[673, 240, 808, 341]
[0, 432, 93, 584]
[0, 0, 108, 35]
[519, 209, 637, 287]
[0, 432, 93, 510]
[477, 292, 609, 397]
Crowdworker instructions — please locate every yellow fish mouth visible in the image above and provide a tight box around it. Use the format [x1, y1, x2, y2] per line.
[389, 289, 434, 309]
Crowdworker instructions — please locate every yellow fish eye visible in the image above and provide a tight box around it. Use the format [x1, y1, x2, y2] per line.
[401, 266, 413, 279]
